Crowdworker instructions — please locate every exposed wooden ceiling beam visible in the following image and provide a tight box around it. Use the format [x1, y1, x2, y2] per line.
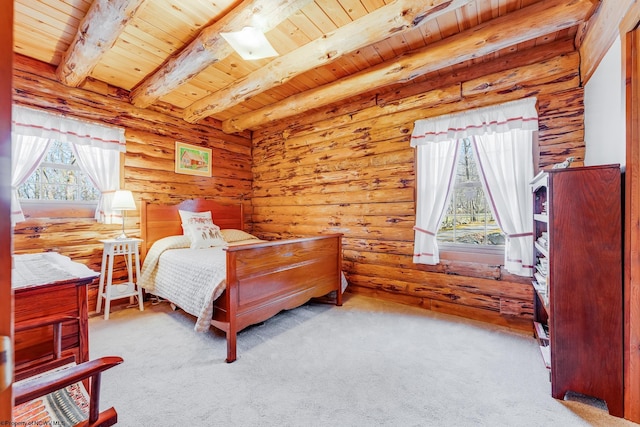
[221, 0, 597, 133]
[183, 0, 471, 123]
[579, 0, 631, 85]
[130, 0, 313, 108]
[56, 0, 147, 87]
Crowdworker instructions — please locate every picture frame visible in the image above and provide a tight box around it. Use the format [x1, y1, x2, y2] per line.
[175, 141, 212, 177]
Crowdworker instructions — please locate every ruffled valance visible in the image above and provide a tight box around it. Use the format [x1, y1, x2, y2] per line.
[12, 105, 125, 152]
[411, 97, 538, 145]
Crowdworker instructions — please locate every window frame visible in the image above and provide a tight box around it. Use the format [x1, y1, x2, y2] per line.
[435, 138, 506, 263]
[16, 150, 125, 221]
[438, 242, 505, 264]
[410, 98, 538, 272]
[19, 199, 98, 219]
[11, 105, 126, 225]
[17, 139, 100, 220]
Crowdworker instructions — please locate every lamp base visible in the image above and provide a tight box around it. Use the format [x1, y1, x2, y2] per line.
[116, 211, 128, 239]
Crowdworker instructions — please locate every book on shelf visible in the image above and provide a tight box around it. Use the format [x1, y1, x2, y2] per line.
[532, 280, 549, 307]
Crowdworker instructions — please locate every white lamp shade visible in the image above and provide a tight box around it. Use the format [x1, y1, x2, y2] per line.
[220, 27, 278, 60]
[112, 190, 136, 211]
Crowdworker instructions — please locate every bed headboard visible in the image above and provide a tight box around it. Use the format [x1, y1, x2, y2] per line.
[140, 198, 244, 260]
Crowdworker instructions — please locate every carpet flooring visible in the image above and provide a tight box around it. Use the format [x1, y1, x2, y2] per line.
[88, 293, 639, 427]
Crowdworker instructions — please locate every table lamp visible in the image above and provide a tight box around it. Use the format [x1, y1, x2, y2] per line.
[112, 190, 136, 239]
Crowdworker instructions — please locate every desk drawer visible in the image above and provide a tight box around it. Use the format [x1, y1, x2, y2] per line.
[15, 282, 79, 322]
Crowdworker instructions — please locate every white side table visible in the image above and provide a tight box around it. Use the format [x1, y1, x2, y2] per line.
[96, 238, 144, 320]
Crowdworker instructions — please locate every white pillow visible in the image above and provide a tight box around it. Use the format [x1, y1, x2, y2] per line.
[178, 210, 213, 239]
[184, 223, 226, 249]
[178, 209, 212, 226]
[220, 229, 260, 243]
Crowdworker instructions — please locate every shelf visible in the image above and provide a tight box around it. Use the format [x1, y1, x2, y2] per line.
[532, 280, 549, 311]
[533, 322, 551, 369]
[101, 282, 140, 301]
[534, 321, 551, 369]
[530, 171, 548, 192]
[534, 213, 548, 223]
[534, 264, 549, 284]
[534, 242, 548, 258]
[534, 321, 549, 342]
[539, 343, 551, 370]
[98, 238, 143, 320]
[529, 166, 624, 415]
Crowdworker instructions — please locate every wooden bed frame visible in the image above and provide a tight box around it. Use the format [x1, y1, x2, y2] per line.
[140, 198, 343, 362]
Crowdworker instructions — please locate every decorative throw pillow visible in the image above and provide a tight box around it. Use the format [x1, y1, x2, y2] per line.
[185, 223, 226, 249]
[178, 210, 213, 239]
[220, 229, 260, 243]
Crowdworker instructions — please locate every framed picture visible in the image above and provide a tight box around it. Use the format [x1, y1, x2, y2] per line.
[175, 141, 212, 177]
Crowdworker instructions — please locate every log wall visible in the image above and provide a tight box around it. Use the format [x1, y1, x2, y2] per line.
[11, 54, 253, 312]
[251, 39, 585, 331]
[11, 38, 585, 331]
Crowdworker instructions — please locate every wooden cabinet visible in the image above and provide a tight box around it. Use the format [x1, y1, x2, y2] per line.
[13, 254, 98, 375]
[531, 164, 623, 417]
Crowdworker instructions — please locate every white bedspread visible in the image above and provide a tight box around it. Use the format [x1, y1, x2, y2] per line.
[152, 246, 227, 332]
[12, 252, 98, 289]
[139, 235, 262, 332]
[140, 235, 349, 333]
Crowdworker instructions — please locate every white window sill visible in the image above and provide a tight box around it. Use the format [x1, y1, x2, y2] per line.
[438, 243, 504, 265]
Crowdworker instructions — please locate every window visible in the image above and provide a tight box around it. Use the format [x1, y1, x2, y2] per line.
[11, 105, 126, 225]
[18, 140, 99, 203]
[411, 98, 538, 276]
[438, 139, 504, 249]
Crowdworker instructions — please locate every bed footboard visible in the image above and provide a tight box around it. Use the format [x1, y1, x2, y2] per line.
[211, 234, 343, 362]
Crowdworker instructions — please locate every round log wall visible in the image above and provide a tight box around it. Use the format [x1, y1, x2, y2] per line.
[11, 36, 585, 329]
[11, 54, 252, 312]
[250, 39, 585, 331]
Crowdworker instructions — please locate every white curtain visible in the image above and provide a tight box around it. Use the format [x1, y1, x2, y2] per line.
[472, 131, 534, 276]
[12, 105, 126, 224]
[10, 135, 52, 225]
[411, 97, 538, 275]
[412, 139, 459, 264]
[72, 145, 122, 224]
[410, 98, 539, 143]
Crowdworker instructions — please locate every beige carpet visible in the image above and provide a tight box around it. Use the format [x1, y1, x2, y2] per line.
[88, 294, 639, 427]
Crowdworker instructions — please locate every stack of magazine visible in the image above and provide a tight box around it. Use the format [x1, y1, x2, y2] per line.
[537, 231, 548, 249]
[534, 257, 549, 305]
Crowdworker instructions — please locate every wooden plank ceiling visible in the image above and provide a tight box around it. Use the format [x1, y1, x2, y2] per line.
[13, 0, 599, 133]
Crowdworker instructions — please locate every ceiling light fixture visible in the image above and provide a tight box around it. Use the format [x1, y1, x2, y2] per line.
[221, 27, 278, 60]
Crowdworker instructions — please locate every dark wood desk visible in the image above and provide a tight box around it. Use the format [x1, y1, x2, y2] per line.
[12, 253, 99, 374]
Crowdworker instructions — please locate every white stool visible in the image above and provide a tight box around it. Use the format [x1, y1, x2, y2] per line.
[96, 238, 144, 320]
